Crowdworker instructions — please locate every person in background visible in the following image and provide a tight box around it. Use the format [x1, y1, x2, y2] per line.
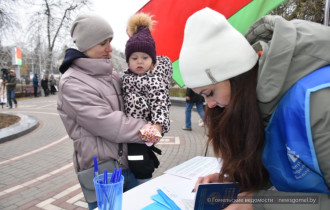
[179, 8, 330, 209]
[49, 75, 56, 95]
[6, 70, 17, 109]
[122, 12, 173, 185]
[41, 75, 49, 97]
[182, 87, 205, 131]
[33, 73, 39, 97]
[57, 13, 148, 210]
[0, 77, 7, 108]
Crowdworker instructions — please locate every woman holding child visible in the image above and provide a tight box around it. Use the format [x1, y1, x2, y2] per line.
[57, 13, 149, 210]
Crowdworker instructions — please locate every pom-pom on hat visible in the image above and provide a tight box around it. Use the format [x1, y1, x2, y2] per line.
[179, 7, 258, 88]
[125, 12, 157, 64]
[71, 14, 113, 52]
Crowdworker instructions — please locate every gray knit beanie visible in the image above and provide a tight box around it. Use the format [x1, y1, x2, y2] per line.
[71, 14, 114, 52]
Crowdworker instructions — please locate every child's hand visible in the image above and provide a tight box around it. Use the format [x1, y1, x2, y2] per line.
[139, 123, 162, 146]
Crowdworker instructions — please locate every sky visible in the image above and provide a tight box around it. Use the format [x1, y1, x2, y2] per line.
[93, 0, 150, 52]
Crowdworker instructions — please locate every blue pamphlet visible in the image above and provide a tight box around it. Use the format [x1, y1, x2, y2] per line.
[194, 183, 239, 210]
[142, 201, 170, 210]
[142, 191, 178, 210]
[151, 194, 171, 209]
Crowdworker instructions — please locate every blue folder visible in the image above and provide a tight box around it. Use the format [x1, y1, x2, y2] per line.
[142, 189, 180, 210]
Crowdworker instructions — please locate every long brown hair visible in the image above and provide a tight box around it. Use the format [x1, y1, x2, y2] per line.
[205, 64, 269, 191]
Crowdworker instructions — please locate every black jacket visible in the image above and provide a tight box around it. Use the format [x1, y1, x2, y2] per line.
[41, 79, 49, 90]
[186, 88, 204, 103]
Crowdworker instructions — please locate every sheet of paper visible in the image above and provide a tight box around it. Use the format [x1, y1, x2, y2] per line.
[159, 178, 197, 210]
[164, 156, 221, 179]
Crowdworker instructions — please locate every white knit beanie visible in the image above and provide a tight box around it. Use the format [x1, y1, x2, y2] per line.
[179, 7, 258, 88]
[71, 14, 114, 52]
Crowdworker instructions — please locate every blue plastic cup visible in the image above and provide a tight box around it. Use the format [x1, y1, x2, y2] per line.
[93, 173, 124, 210]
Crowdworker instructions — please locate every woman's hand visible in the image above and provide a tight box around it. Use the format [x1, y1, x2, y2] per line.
[192, 173, 221, 192]
[224, 191, 253, 210]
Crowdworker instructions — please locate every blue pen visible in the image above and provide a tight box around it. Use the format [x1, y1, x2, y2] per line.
[110, 168, 117, 183]
[104, 169, 108, 184]
[94, 156, 99, 183]
[113, 168, 119, 183]
[116, 168, 122, 182]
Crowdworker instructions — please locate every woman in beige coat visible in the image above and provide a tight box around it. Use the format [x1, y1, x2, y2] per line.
[57, 14, 148, 210]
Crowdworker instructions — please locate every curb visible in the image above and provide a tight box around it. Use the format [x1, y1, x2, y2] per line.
[170, 97, 186, 107]
[0, 113, 39, 144]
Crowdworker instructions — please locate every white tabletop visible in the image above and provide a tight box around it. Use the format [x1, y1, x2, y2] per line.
[122, 174, 188, 209]
[122, 156, 221, 209]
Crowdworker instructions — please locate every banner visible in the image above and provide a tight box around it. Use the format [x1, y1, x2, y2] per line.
[140, 0, 287, 87]
[12, 47, 22, 66]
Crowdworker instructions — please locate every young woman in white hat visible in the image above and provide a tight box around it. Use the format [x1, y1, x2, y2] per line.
[180, 7, 330, 210]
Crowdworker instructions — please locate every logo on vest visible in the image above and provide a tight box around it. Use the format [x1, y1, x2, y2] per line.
[286, 145, 310, 180]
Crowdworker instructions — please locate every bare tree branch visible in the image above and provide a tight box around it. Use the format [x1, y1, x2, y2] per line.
[51, 4, 79, 52]
[24, 0, 91, 74]
[0, 0, 20, 45]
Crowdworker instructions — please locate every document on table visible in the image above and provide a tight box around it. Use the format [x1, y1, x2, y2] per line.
[144, 156, 223, 210]
[164, 156, 221, 179]
[158, 178, 197, 210]
[156, 178, 239, 210]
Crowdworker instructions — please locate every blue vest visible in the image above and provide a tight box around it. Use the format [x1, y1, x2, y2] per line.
[263, 65, 330, 193]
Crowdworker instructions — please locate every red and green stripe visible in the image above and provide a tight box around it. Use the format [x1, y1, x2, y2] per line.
[140, 0, 286, 87]
[13, 47, 22, 66]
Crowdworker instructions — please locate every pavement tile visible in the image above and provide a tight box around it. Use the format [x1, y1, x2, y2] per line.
[0, 95, 214, 209]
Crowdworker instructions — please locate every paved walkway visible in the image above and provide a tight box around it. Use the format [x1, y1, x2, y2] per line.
[0, 95, 213, 209]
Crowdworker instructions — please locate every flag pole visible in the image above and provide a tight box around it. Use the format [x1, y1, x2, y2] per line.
[325, 0, 330, 26]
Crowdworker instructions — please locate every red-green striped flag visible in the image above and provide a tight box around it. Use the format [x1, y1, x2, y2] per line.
[12, 47, 22, 66]
[140, 0, 286, 87]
